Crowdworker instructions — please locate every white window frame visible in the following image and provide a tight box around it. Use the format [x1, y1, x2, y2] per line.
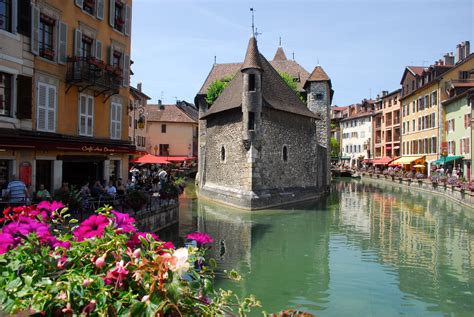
[36, 82, 56, 132]
[79, 93, 94, 136]
[110, 101, 122, 139]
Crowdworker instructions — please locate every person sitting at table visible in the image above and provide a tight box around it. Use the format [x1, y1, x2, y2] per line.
[35, 184, 51, 201]
[105, 181, 117, 198]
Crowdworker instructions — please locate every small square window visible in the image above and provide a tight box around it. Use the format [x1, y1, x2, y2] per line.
[315, 93, 323, 100]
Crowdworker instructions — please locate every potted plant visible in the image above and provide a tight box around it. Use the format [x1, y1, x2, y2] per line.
[124, 189, 149, 212]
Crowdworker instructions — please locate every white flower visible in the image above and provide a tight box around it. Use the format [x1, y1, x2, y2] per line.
[169, 247, 190, 276]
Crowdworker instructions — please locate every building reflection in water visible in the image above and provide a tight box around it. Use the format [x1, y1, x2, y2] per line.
[334, 180, 473, 314]
[175, 181, 473, 315]
[195, 199, 331, 313]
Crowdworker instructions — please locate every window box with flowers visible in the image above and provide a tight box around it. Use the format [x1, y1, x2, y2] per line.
[88, 57, 105, 69]
[40, 48, 55, 59]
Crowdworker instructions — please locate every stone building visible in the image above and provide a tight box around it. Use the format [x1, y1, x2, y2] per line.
[195, 36, 332, 210]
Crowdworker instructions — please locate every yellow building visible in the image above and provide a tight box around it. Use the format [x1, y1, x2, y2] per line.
[399, 42, 473, 173]
[0, 0, 133, 193]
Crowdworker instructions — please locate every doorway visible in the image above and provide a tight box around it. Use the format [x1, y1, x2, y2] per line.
[35, 160, 53, 193]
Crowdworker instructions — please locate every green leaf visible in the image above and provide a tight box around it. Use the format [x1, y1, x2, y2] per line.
[23, 275, 33, 287]
[6, 277, 22, 291]
[129, 302, 146, 316]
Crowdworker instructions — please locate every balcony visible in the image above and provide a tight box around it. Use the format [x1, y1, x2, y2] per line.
[66, 57, 121, 101]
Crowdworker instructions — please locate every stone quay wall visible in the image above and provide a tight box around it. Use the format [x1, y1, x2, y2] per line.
[134, 201, 179, 233]
[361, 174, 474, 210]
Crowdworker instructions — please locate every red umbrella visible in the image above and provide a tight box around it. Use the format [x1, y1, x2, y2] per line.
[130, 154, 171, 164]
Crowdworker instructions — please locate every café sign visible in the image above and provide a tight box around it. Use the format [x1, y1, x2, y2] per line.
[81, 145, 115, 153]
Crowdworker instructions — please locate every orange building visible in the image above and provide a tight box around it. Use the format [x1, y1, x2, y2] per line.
[373, 89, 401, 162]
[0, 0, 133, 193]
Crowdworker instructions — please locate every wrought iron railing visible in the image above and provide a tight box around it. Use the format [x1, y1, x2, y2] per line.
[66, 56, 121, 91]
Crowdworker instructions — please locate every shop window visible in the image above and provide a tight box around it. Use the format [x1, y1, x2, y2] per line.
[0, 72, 12, 117]
[159, 144, 169, 156]
[0, 0, 12, 32]
[282, 146, 288, 162]
[39, 14, 55, 60]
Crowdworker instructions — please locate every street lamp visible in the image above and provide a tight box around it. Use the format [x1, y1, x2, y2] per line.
[129, 100, 146, 145]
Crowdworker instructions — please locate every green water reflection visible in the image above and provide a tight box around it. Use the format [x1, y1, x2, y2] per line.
[177, 180, 474, 316]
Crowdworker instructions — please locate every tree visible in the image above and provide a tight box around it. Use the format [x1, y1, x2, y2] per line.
[330, 137, 340, 158]
[278, 72, 305, 102]
[205, 75, 234, 105]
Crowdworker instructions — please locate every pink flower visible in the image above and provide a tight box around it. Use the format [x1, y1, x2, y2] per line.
[57, 255, 68, 269]
[95, 254, 106, 268]
[126, 232, 158, 248]
[186, 232, 214, 246]
[37, 201, 65, 219]
[0, 233, 14, 254]
[104, 260, 129, 287]
[3, 217, 51, 242]
[73, 215, 110, 241]
[111, 211, 136, 233]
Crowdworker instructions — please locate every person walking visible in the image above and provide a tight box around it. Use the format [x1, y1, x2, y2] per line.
[6, 176, 28, 204]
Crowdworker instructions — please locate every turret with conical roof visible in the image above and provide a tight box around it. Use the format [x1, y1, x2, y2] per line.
[241, 36, 263, 150]
[305, 65, 333, 190]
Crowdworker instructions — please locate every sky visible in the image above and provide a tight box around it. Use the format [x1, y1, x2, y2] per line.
[130, 0, 473, 106]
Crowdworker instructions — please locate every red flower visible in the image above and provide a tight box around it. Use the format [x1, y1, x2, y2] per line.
[73, 215, 110, 241]
[104, 260, 129, 287]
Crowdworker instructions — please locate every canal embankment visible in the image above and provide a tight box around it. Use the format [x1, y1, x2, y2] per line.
[360, 174, 474, 211]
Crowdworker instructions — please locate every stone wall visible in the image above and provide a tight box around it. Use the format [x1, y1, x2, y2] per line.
[257, 108, 318, 190]
[306, 82, 331, 188]
[361, 175, 474, 210]
[203, 108, 249, 191]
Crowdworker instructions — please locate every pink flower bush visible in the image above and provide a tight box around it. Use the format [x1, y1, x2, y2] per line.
[111, 211, 136, 233]
[186, 232, 214, 246]
[73, 215, 110, 241]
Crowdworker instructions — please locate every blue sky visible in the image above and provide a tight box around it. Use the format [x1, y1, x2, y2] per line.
[131, 0, 473, 106]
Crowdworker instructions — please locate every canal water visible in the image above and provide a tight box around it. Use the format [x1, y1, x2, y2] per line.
[174, 180, 474, 316]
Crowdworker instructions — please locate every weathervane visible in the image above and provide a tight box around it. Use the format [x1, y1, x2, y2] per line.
[279, 37, 282, 46]
[250, 8, 255, 36]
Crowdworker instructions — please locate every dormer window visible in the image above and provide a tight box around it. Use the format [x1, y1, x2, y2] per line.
[248, 74, 256, 91]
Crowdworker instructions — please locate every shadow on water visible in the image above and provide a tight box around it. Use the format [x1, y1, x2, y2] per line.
[174, 179, 474, 316]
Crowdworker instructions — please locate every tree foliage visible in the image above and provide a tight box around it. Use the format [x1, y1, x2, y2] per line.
[330, 137, 340, 158]
[278, 72, 305, 102]
[205, 75, 234, 106]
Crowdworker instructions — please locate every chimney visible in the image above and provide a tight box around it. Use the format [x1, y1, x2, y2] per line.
[137, 82, 142, 92]
[158, 99, 164, 110]
[457, 43, 464, 63]
[444, 53, 454, 66]
[434, 61, 439, 66]
[438, 59, 444, 66]
[463, 41, 470, 59]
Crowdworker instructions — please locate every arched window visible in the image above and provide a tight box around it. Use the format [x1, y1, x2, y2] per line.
[282, 145, 288, 162]
[221, 146, 226, 162]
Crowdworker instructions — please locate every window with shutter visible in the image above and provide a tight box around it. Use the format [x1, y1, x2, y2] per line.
[58, 21, 67, 64]
[96, 0, 104, 20]
[124, 5, 131, 36]
[79, 94, 94, 136]
[17, 0, 31, 36]
[123, 54, 130, 87]
[74, 28, 82, 57]
[109, 0, 115, 27]
[16, 75, 32, 119]
[37, 82, 56, 132]
[31, 5, 40, 55]
[111, 101, 122, 139]
[0, 72, 13, 117]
